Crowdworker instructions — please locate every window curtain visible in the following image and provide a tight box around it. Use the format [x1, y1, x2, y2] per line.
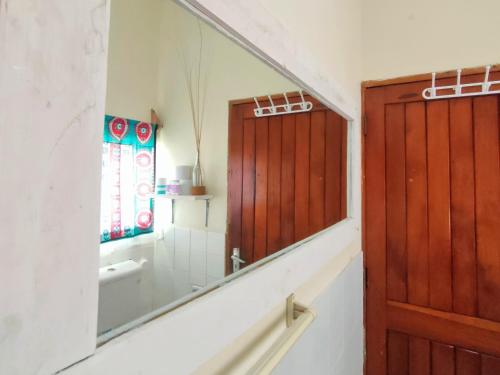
[100, 115, 157, 243]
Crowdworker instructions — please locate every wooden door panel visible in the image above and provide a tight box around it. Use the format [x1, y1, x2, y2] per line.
[228, 94, 348, 267]
[405, 101, 429, 307]
[254, 117, 269, 262]
[387, 331, 409, 375]
[241, 118, 256, 262]
[387, 330, 500, 375]
[449, 98, 477, 316]
[456, 349, 481, 375]
[426, 100, 452, 311]
[325, 111, 342, 226]
[267, 116, 282, 255]
[280, 114, 296, 248]
[409, 336, 430, 375]
[385, 103, 407, 303]
[473, 96, 500, 321]
[294, 112, 311, 242]
[309, 111, 326, 233]
[364, 74, 500, 375]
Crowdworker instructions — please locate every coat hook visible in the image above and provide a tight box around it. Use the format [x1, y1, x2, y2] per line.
[431, 72, 436, 98]
[283, 92, 291, 111]
[253, 97, 262, 116]
[483, 65, 491, 92]
[455, 69, 462, 95]
[299, 90, 307, 110]
[268, 95, 276, 114]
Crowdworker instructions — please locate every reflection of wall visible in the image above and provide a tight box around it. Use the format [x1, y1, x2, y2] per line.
[105, 0, 297, 233]
[155, 0, 298, 232]
[153, 226, 226, 308]
[105, 0, 161, 122]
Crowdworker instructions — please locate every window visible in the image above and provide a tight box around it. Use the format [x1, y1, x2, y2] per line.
[100, 115, 157, 242]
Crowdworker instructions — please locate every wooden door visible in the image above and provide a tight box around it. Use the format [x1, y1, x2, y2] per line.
[228, 93, 348, 271]
[364, 70, 500, 375]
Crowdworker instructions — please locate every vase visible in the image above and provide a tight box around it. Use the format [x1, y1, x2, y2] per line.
[192, 151, 203, 186]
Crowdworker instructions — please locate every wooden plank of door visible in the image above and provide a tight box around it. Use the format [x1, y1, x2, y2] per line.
[309, 111, 326, 234]
[409, 337, 431, 375]
[325, 111, 342, 226]
[228, 103, 244, 268]
[254, 117, 269, 262]
[364, 87, 387, 375]
[340, 118, 348, 219]
[267, 116, 282, 255]
[294, 112, 311, 242]
[482, 354, 500, 375]
[456, 349, 480, 375]
[385, 103, 407, 303]
[387, 331, 409, 375]
[280, 114, 296, 248]
[473, 96, 500, 322]
[387, 301, 500, 358]
[449, 98, 477, 316]
[426, 100, 452, 311]
[405, 102, 429, 307]
[431, 342, 455, 375]
[242, 118, 256, 264]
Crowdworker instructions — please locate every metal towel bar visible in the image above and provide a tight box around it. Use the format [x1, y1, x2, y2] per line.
[247, 295, 315, 375]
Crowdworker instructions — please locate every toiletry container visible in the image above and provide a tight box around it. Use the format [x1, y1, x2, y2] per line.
[176, 166, 193, 195]
[157, 177, 167, 195]
[167, 180, 182, 195]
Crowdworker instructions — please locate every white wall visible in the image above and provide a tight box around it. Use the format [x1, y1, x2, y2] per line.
[362, 0, 500, 80]
[273, 254, 363, 375]
[153, 226, 226, 309]
[0, 1, 107, 374]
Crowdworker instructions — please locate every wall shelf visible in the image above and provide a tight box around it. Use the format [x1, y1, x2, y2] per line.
[156, 194, 213, 226]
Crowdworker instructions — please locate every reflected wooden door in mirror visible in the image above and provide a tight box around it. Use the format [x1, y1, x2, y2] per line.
[227, 93, 348, 273]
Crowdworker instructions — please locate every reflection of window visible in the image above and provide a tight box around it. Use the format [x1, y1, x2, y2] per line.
[100, 115, 157, 243]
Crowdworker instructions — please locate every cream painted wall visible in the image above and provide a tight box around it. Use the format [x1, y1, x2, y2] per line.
[105, 0, 162, 122]
[0, 0, 107, 374]
[362, 0, 500, 80]
[259, 0, 363, 105]
[155, 0, 297, 232]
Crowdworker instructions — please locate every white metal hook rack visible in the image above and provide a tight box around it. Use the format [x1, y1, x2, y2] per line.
[253, 90, 313, 117]
[422, 65, 500, 100]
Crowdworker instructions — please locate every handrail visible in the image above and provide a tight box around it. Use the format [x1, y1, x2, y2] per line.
[246, 296, 315, 375]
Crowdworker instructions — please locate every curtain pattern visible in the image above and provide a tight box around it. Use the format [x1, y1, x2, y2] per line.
[100, 115, 157, 242]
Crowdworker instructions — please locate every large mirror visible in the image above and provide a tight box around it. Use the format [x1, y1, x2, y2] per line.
[98, 0, 348, 339]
